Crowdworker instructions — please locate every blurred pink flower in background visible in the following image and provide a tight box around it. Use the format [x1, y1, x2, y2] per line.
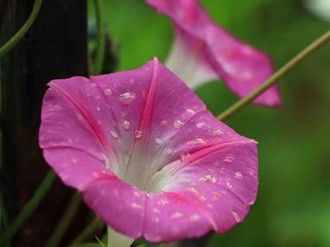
[39, 58, 258, 245]
[147, 0, 281, 107]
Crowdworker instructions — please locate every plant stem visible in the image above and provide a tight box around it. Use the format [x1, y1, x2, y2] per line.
[71, 217, 102, 244]
[93, 0, 105, 75]
[0, 170, 56, 245]
[217, 30, 330, 121]
[0, 0, 43, 57]
[45, 192, 82, 247]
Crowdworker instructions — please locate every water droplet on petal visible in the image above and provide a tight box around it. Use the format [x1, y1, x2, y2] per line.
[188, 186, 197, 192]
[196, 122, 205, 128]
[190, 214, 201, 221]
[187, 138, 205, 145]
[224, 153, 235, 162]
[213, 129, 224, 136]
[186, 108, 195, 114]
[135, 130, 142, 139]
[226, 181, 233, 189]
[199, 174, 217, 183]
[199, 195, 207, 201]
[110, 130, 118, 139]
[171, 212, 183, 219]
[122, 120, 131, 130]
[232, 210, 241, 223]
[173, 119, 184, 129]
[104, 88, 112, 95]
[234, 172, 243, 180]
[96, 106, 101, 112]
[118, 92, 136, 105]
[54, 104, 63, 110]
[129, 78, 135, 85]
[161, 120, 167, 127]
[223, 64, 236, 74]
[155, 138, 162, 144]
[131, 202, 143, 210]
[91, 82, 97, 88]
[180, 153, 190, 162]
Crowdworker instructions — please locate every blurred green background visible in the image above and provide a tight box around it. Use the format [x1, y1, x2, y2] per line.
[89, 0, 330, 246]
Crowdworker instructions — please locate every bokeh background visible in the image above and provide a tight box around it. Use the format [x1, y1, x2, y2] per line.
[89, 0, 330, 246]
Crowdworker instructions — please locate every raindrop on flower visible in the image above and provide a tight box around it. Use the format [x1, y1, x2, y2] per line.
[135, 130, 143, 139]
[155, 138, 162, 144]
[173, 119, 184, 129]
[118, 92, 136, 105]
[232, 210, 241, 223]
[199, 174, 217, 183]
[104, 88, 112, 95]
[187, 138, 205, 145]
[110, 130, 119, 139]
[122, 120, 131, 130]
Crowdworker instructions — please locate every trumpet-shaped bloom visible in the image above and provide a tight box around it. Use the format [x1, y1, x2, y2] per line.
[39, 58, 258, 243]
[147, 0, 281, 107]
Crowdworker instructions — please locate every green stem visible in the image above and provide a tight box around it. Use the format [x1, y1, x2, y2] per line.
[0, 0, 43, 57]
[218, 30, 330, 121]
[0, 170, 56, 245]
[93, 0, 105, 75]
[45, 192, 82, 247]
[71, 217, 102, 244]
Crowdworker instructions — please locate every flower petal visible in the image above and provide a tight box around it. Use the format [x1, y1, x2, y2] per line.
[40, 58, 258, 242]
[83, 175, 146, 238]
[147, 0, 281, 107]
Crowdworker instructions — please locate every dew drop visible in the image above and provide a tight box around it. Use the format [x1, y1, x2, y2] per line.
[122, 120, 131, 130]
[199, 174, 216, 183]
[155, 138, 162, 144]
[171, 212, 183, 219]
[180, 153, 190, 162]
[232, 210, 241, 223]
[234, 172, 243, 180]
[91, 82, 97, 88]
[131, 202, 143, 210]
[199, 195, 207, 201]
[96, 106, 101, 112]
[242, 45, 253, 55]
[54, 104, 63, 110]
[196, 122, 205, 128]
[157, 198, 168, 205]
[188, 186, 197, 193]
[160, 120, 168, 127]
[135, 130, 143, 139]
[224, 153, 235, 162]
[222, 64, 236, 74]
[187, 138, 205, 145]
[226, 181, 233, 189]
[190, 214, 201, 221]
[110, 130, 118, 139]
[129, 78, 135, 85]
[104, 88, 112, 95]
[173, 120, 184, 129]
[118, 92, 136, 105]
[186, 108, 196, 114]
[213, 129, 224, 135]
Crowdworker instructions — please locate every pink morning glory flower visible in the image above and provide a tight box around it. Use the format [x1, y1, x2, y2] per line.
[147, 0, 281, 107]
[39, 58, 258, 245]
